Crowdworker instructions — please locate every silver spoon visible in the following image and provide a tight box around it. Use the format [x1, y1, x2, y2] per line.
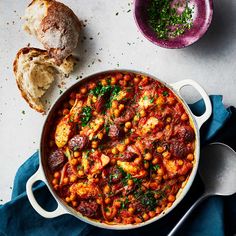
[168, 142, 236, 236]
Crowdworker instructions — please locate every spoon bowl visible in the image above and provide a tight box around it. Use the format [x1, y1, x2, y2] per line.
[199, 143, 236, 196]
[134, 0, 213, 48]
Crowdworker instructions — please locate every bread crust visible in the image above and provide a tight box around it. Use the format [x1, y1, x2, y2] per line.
[13, 47, 48, 113]
[13, 47, 75, 113]
[25, 0, 81, 63]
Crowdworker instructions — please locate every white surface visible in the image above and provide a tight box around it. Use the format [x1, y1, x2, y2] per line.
[0, 0, 236, 204]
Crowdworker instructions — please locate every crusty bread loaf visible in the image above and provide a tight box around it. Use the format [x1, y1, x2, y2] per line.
[13, 47, 75, 113]
[23, 0, 81, 64]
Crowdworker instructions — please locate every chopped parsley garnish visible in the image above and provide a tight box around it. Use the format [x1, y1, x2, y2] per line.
[143, 95, 149, 100]
[81, 106, 92, 127]
[140, 191, 157, 210]
[147, 0, 194, 39]
[151, 164, 160, 171]
[162, 91, 169, 96]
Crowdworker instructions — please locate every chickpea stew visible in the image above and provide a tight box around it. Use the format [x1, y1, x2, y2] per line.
[47, 72, 195, 224]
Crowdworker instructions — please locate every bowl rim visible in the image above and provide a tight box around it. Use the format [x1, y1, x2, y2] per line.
[133, 0, 214, 49]
[39, 69, 200, 230]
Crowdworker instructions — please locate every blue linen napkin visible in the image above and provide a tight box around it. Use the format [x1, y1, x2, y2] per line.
[0, 95, 235, 236]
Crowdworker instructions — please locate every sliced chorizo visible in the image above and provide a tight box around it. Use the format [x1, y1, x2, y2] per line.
[169, 140, 189, 158]
[77, 200, 99, 218]
[177, 125, 195, 143]
[108, 124, 123, 140]
[48, 149, 66, 171]
[68, 135, 88, 151]
[114, 107, 135, 124]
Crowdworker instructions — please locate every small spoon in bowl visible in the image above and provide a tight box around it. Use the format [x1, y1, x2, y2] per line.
[168, 142, 236, 236]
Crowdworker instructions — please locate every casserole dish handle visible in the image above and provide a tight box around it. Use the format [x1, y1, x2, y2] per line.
[171, 79, 212, 128]
[26, 167, 67, 218]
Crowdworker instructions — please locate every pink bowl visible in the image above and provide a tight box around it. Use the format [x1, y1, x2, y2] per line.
[134, 0, 213, 49]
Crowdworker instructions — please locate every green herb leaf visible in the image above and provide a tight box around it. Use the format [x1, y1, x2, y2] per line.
[81, 106, 92, 127]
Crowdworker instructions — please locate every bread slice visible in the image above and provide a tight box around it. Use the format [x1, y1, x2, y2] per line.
[23, 0, 81, 64]
[13, 47, 75, 113]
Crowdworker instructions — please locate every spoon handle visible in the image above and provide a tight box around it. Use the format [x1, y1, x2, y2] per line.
[167, 193, 209, 236]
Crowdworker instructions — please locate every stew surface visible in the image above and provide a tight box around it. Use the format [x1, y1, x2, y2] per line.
[47, 72, 195, 224]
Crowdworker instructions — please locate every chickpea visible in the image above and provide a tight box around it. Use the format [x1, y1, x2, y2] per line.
[162, 151, 171, 159]
[97, 132, 104, 140]
[111, 100, 118, 109]
[181, 113, 189, 121]
[124, 127, 129, 133]
[166, 117, 172, 123]
[178, 176, 185, 182]
[128, 179, 134, 186]
[110, 158, 116, 165]
[134, 157, 142, 164]
[111, 77, 117, 85]
[128, 207, 135, 215]
[88, 82, 96, 90]
[113, 109, 120, 118]
[53, 184, 59, 190]
[74, 151, 80, 158]
[116, 73, 123, 80]
[144, 161, 149, 169]
[125, 121, 132, 129]
[72, 201, 78, 207]
[134, 217, 142, 223]
[163, 174, 168, 180]
[52, 178, 58, 185]
[101, 79, 108, 86]
[92, 96, 97, 103]
[80, 87, 87, 94]
[133, 115, 139, 122]
[156, 146, 164, 153]
[63, 108, 69, 116]
[70, 194, 76, 201]
[119, 80, 127, 86]
[156, 207, 162, 214]
[111, 147, 118, 155]
[96, 199, 102, 205]
[114, 201, 121, 208]
[63, 177, 69, 185]
[165, 124, 170, 130]
[92, 110, 98, 116]
[70, 175, 77, 183]
[187, 153, 194, 161]
[54, 172, 60, 179]
[140, 76, 149, 85]
[134, 77, 140, 84]
[92, 141, 98, 149]
[148, 211, 156, 218]
[177, 160, 183, 166]
[124, 138, 130, 145]
[71, 159, 78, 166]
[157, 168, 164, 176]
[105, 197, 111, 204]
[93, 178, 99, 183]
[140, 110, 146, 117]
[119, 104, 125, 111]
[144, 152, 152, 160]
[156, 97, 165, 106]
[156, 175, 162, 182]
[65, 197, 71, 203]
[168, 195, 176, 202]
[103, 185, 111, 194]
[78, 170, 84, 176]
[142, 213, 149, 221]
[152, 158, 159, 165]
[69, 99, 75, 106]
[117, 144, 126, 152]
[167, 96, 176, 105]
[139, 170, 148, 177]
[124, 74, 131, 81]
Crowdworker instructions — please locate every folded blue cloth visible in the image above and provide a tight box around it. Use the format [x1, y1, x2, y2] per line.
[0, 95, 235, 236]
